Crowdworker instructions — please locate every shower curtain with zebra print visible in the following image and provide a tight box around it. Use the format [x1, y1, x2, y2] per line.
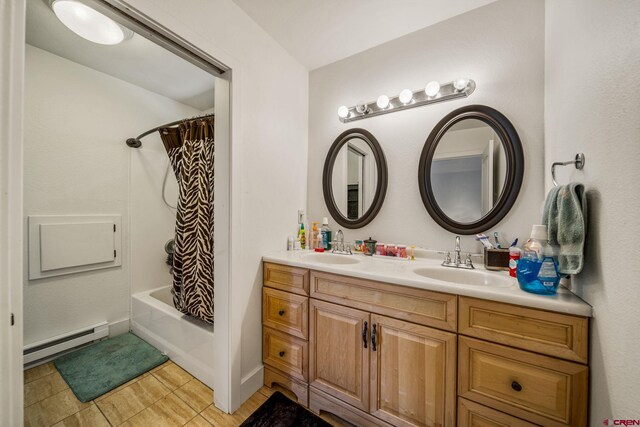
[159, 117, 215, 324]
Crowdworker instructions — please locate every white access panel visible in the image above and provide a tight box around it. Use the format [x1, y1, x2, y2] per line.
[28, 215, 122, 280]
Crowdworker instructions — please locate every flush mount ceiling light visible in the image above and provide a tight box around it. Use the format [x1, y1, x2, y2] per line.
[50, 0, 133, 45]
[337, 78, 476, 123]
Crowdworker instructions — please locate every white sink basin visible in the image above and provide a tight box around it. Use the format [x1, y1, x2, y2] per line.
[301, 253, 361, 265]
[413, 266, 514, 287]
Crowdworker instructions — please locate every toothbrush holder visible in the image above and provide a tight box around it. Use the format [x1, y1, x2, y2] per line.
[484, 248, 510, 271]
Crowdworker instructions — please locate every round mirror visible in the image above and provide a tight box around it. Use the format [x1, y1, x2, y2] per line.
[418, 105, 523, 234]
[323, 128, 388, 228]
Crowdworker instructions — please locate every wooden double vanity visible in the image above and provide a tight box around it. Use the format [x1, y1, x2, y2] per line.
[261, 258, 590, 427]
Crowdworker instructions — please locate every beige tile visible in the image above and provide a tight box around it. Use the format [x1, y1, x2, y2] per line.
[184, 415, 213, 427]
[120, 393, 197, 427]
[152, 363, 192, 391]
[96, 374, 170, 425]
[199, 404, 240, 427]
[24, 389, 91, 427]
[257, 384, 297, 402]
[24, 362, 57, 384]
[234, 392, 268, 420]
[52, 404, 110, 427]
[174, 379, 213, 412]
[24, 371, 70, 406]
[94, 373, 147, 402]
[150, 360, 173, 373]
[257, 386, 274, 398]
[201, 392, 268, 426]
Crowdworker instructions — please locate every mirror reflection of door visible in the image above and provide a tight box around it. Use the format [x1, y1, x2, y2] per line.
[347, 145, 364, 219]
[430, 119, 506, 223]
[331, 137, 378, 220]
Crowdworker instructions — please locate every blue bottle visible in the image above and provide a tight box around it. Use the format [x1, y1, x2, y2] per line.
[321, 217, 332, 250]
[517, 225, 561, 295]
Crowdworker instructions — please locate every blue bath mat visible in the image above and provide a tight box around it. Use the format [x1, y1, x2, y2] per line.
[55, 332, 168, 402]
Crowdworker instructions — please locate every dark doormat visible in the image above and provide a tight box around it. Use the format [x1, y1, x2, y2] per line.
[54, 332, 168, 402]
[240, 391, 331, 427]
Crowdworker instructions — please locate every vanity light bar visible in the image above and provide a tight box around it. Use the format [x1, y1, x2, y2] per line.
[338, 79, 476, 123]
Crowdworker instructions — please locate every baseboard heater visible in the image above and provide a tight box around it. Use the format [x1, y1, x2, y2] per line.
[23, 322, 109, 365]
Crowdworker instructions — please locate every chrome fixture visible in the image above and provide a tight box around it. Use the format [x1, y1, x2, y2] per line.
[337, 79, 475, 123]
[442, 236, 475, 269]
[551, 153, 585, 186]
[331, 229, 353, 255]
[126, 113, 214, 148]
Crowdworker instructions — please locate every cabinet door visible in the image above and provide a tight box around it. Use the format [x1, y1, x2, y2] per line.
[310, 299, 370, 411]
[370, 314, 456, 427]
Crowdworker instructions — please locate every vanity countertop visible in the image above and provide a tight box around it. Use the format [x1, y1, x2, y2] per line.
[263, 250, 592, 317]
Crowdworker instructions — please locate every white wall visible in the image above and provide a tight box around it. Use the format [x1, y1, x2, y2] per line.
[123, 0, 309, 410]
[23, 45, 199, 345]
[545, 0, 640, 421]
[308, 0, 544, 252]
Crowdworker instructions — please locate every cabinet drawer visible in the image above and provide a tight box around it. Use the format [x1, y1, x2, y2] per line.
[310, 270, 457, 331]
[263, 287, 308, 339]
[263, 327, 308, 382]
[458, 398, 538, 427]
[458, 337, 587, 427]
[264, 262, 309, 296]
[459, 297, 588, 363]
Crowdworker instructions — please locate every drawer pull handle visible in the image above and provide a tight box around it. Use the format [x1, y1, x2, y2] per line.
[511, 381, 523, 392]
[278, 310, 285, 316]
[362, 321, 368, 349]
[371, 324, 377, 351]
[279, 351, 285, 357]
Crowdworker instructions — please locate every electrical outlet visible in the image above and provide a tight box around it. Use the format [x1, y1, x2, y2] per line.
[298, 210, 305, 224]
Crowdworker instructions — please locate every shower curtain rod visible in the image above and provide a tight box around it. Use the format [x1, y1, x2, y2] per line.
[125, 113, 214, 148]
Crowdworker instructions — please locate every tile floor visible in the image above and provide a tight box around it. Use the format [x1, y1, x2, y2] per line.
[24, 360, 347, 427]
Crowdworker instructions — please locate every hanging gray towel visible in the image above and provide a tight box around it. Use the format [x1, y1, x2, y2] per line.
[542, 183, 587, 275]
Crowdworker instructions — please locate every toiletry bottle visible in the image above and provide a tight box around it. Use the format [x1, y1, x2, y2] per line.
[314, 228, 325, 252]
[321, 217, 332, 250]
[508, 246, 521, 277]
[516, 225, 561, 295]
[310, 222, 319, 250]
[299, 223, 306, 250]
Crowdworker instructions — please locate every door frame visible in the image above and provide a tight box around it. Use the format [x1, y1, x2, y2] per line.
[0, 0, 240, 423]
[0, 0, 26, 425]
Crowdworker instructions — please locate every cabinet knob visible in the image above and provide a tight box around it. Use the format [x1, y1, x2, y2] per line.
[278, 309, 285, 316]
[511, 381, 523, 392]
[279, 351, 285, 357]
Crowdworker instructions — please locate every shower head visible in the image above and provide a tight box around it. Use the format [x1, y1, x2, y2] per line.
[126, 138, 142, 148]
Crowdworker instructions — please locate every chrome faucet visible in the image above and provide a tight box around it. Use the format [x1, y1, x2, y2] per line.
[453, 236, 462, 265]
[331, 229, 352, 255]
[442, 235, 474, 269]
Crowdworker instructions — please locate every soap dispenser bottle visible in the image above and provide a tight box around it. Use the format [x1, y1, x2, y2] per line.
[516, 225, 561, 295]
[321, 217, 332, 250]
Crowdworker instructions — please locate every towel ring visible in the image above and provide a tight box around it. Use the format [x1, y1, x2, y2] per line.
[552, 153, 585, 186]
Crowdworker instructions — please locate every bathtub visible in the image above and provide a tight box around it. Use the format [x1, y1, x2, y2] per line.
[131, 286, 214, 389]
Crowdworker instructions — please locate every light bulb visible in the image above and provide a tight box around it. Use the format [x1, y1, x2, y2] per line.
[376, 95, 390, 109]
[399, 89, 413, 104]
[454, 78, 470, 91]
[337, 105, 349, 119]
[51, 0, 133, 45]
[425, 81, 440, 97]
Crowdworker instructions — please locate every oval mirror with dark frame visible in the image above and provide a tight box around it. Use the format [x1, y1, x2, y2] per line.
[323, 128, 388, 229]
[418, 105, 524, 234]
